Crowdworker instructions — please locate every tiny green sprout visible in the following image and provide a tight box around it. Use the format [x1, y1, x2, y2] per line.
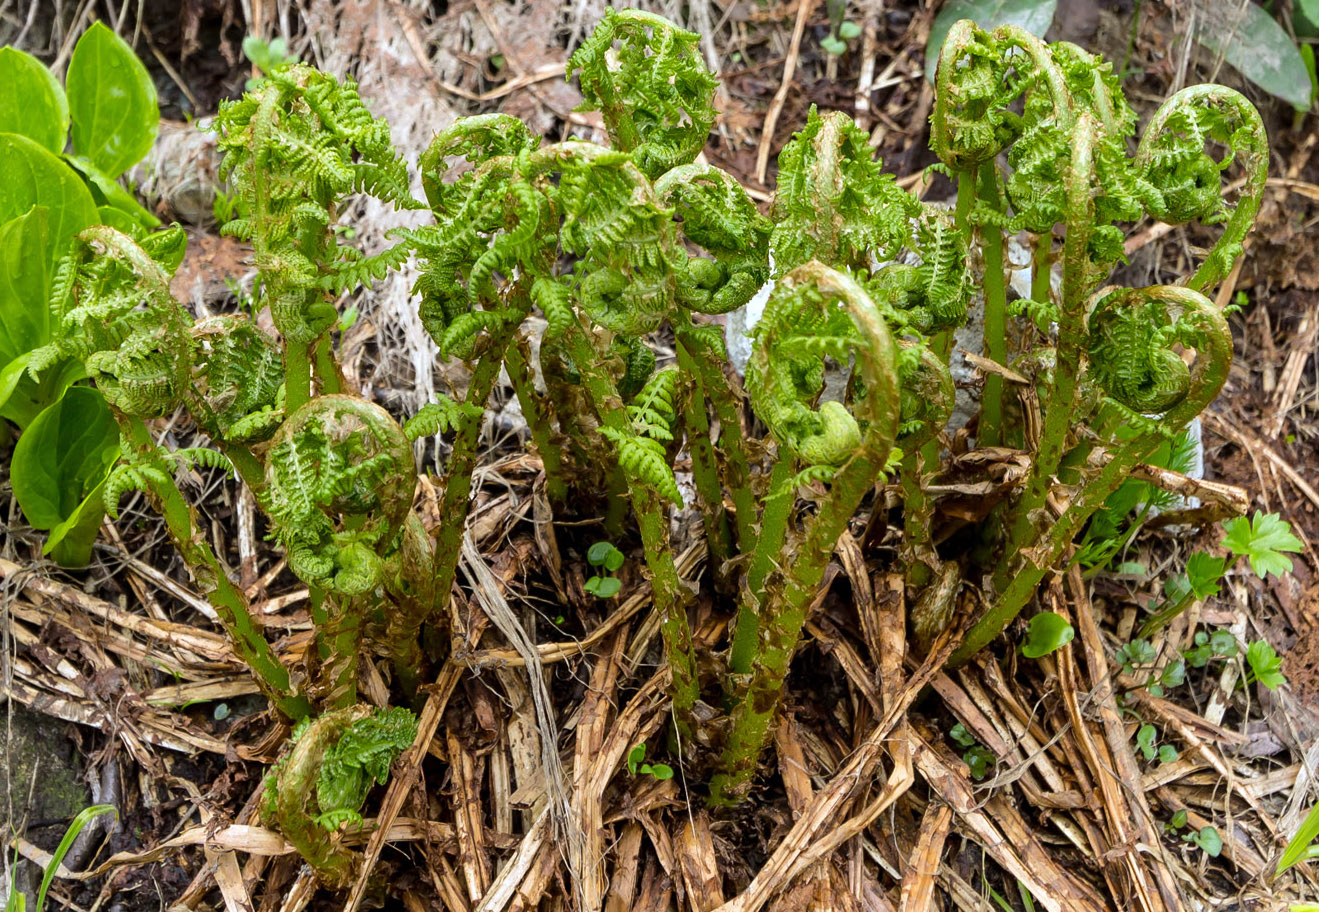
[949, 723, 994, 779]
[1277, 801, 1319, 874]
[337, 305, 359, 333]
[1189, 825, 1223, 857]
[585, 541, 626, 599]
[1165, 810, 1222, 857]
[1116, 638, 1158, 675]
[214, 702, 231, 721]
[1021, 611, 1074, 658]
[1184, 628, 1238, 669]
[625, 743, 674, 780]
[1245, 639, 1287, 691]
[241, 36, 299, 88]
[1135, 723, 1179, 764]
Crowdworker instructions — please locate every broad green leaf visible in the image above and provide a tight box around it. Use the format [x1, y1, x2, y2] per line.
[1136, 723, 1157, 760]
[1197, 4, 1313, 110]
[925, 0, 1058, 81]
[1021, 611, 1075, 658]
[12, 387, 120, 548]
[0, 208, 54, 366]
[65, 154, 161, 229]
[0, 355, 88, 430]
[0, 47, 68, 154]
[0, 133, 98, 252]
[66, 21, 159, 177]
[46, 477, 110, 567]
[1278, 801, 1319, 874]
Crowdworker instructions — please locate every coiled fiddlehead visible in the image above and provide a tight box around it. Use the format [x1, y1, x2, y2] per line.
[262, 706, 417, 888]
[866, 208, 972, 335]
[1086, 285, 1232, 425]
[1135, 85, 1268, 292]
[188, 315, 285, 444]
[654, 163, 772, 316]
[568, 8, 718, 178]
[770, 108, 920, 276]
[215, 64, 416, 409]
[715, 262, 900, 804]
[263, 395, 414, 597]
[31, 226, 192, 420]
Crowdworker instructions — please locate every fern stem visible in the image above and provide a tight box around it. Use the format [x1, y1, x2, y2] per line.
[977, 161, 1008, 448]
[711, 443, 891, 804]
[503, 340, 567, 502]
[674, 338, 735, 573]
[684, 340, 757, 556]
[900, 448, 936, 588]
[431, 340, 508, 616]
[313, 336, 342, 396]
[120, 417, 310, 719]
[997, 117, 1097, 591]
[1031, 231, 1053, 309]
[728, 459, 795, 679]
[564, 329, 700, 732]
[285, 342, 313, 414]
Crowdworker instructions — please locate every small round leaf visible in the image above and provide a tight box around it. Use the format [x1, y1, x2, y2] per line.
[1021, 611, 1074, 658]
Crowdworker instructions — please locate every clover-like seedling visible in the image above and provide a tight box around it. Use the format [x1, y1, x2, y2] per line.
[1166, 810, 1223, 857]
[1136, 723, 1179, 765]
[949, 722, 995, 781]
[626, 743, 674, 781]
[1020, 611, 1074, 658]
[584, 541, 626, 599]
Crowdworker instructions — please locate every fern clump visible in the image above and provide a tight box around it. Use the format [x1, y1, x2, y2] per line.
[47, 8, 1264, 835]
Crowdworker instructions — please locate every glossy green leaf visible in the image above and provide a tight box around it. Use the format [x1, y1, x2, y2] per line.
[0, 353, 87, 429]
[0, 47, 68, 154]
[1197, 4, 1313, 110]
[65, 154, 161, 228]
[12, 388, 120, 566]
[0, 208, 55, 367]
[66, 21, 159, 177]
[1021, 611, 1074, 658]
[0, 133, 98, 252]
[47, 477, 111, 566]
[925, 0, 1058, 81]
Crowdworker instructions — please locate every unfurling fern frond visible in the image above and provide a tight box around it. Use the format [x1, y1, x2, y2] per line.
[263, 396, 414, 595]
[1085, 286, 1232, 430]
[531, 276, 575, 340]
[602, 429, 683, 505]
[172, 447, 236, 476]
[215, 64, 416, 360]
[770, 108, 919, 275]
[404, 396, 484, 440]
[747, 266, 900, 470]
[568, 8, 718, 178]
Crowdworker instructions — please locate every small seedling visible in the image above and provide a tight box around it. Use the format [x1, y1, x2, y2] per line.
[1020, 611, 1074, 658]
[626, 744, 673, 780]
[1116, 638, 1158, 676]
[1223, 511, 1303, 579]
[1245, 639, 1287, 691]
[1166, 809, 1223, 857]
[584, 541, 625, 599]
[1184, 629, 1238, 669]
[950, 722, 995, 781]
[1135, 723, 1179, 765]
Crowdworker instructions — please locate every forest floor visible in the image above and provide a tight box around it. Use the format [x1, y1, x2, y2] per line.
[2, 0, 1319, 910]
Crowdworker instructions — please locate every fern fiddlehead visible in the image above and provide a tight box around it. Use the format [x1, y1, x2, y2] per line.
[215, 63, 417, 412]
[262, 705, 417, 888]
[714, 262, 901, 804]
[1135, 85, 1268, 292]
[568, 8, 717, 178]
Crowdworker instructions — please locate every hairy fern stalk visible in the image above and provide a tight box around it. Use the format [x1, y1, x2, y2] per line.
[41, 8, 1262, 831]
